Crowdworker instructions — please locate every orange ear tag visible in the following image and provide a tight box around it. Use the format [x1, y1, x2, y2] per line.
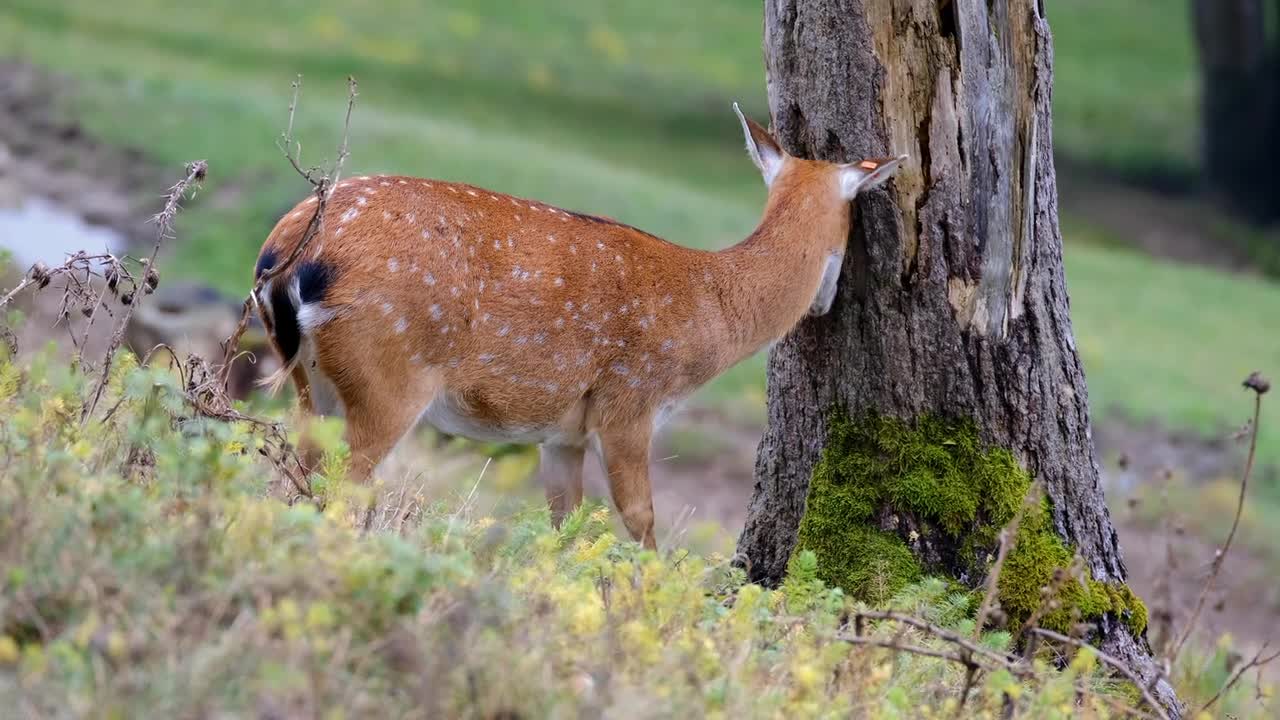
[859, 160, 879, 170]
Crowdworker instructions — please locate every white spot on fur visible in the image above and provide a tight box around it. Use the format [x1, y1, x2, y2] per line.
[341, 207, 359, 223]
[596, 241, 605, 250]
[569, 244, 577, 254]
[430, 304, 443, 320]
[611, 364, 629, 376]
[554, 277, 564, 287]
[448, 186, 458, 194]
[356, 196, 368, 207]
[399, 180, 408, 185]
[515, 336, 527, 346]
[394, 317, 409, 334]
[497, 324, 510, 337]
[381, 302, 394, 315]
[660, 339, 675, 353]
[466, 190, 478, 197]
[383, 210, 393, 221]
[380, 181, 392, 187]
[478, 353, 495, 364]
[424, 272, 436, 286]
[554, 318, 565, 329]
[451, 286, 460, 297]
[387, 258, 400, 272]
[410, 353, 423, 364]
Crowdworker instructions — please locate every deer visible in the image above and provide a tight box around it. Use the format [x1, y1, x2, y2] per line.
[252, 104, 905, 549]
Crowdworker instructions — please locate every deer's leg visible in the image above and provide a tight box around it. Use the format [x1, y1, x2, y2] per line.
[539, 443, 585, 527]
[334, 372, 438, 485]
[289, 364, 326, 476]
[595, 425, 657, 550]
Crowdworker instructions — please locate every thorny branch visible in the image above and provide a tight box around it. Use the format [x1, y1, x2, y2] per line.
[81, 159, 208, 422]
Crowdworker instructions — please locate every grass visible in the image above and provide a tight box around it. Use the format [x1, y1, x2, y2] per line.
[0, 3, 1272, 459]
[1050, 0, 1199, 184]
[0, 347, 1272, 718]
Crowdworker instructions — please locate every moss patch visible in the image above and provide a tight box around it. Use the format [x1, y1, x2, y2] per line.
[794, 412, 1147, 635]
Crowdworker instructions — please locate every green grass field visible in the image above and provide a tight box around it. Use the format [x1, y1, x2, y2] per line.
[0, 0, 1274, 477]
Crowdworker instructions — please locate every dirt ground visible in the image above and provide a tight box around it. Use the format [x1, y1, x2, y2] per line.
[3, 59, 1276, 683]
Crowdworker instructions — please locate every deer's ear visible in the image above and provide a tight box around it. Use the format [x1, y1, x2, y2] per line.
[734, 102, 785, 186]
[839, 154, 907, 200]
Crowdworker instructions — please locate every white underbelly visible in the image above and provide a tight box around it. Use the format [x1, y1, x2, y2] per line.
[418, 394, 578, 445]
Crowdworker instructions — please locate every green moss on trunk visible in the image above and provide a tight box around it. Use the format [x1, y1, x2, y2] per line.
[794, 413, 1147, 635]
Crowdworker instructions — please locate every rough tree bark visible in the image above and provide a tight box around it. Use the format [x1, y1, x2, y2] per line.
[735, 0, 1180, 713]
[1191, 0, 1277, 223]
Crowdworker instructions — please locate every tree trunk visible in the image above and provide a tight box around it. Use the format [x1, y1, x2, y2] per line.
[736, 0, 1180, 713]
[1191, 0, 1276, 222]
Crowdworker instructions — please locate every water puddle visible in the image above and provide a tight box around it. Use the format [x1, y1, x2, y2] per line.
[0, 195, 126, 269]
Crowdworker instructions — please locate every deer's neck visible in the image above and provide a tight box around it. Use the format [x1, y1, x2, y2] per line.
[701, 191, 848, 370]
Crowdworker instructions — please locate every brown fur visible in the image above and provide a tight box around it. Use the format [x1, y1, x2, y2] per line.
[253, 116, 904, 550]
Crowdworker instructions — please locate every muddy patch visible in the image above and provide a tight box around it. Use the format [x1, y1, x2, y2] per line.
[0, 60, 163, 264]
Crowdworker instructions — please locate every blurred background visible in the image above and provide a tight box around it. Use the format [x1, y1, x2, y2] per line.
[0, 0, 1276, 655]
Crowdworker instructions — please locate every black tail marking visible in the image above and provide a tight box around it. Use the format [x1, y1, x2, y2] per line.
[255, 248, 278, 280]
[261, 256, 336, 367]
[296, 260, 334, 305]
[269, 281, 301, 364]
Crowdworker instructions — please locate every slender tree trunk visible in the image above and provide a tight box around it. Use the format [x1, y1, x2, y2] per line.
[735, 0, 1180, 713]
[1191, 0, 1276, 222]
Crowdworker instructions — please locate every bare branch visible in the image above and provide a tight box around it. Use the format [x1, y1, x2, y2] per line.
[217, 76, 358, 394]
[1170, 377, 1266, 662]
[1197, 642, 1280, 715]
[1031, 628, 1171, 720]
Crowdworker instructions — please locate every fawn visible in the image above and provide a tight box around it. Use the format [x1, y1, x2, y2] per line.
[252, 104, 904, 549]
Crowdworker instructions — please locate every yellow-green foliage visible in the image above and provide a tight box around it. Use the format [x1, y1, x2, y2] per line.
[0, 350, 1249, 718]
[795, 413, 1147, 636]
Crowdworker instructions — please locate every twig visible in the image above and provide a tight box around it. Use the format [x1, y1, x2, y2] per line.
[1016, 557, 1082, 648]
[974, 481, 1042, 637]
[1030, 627, 1170, 720]
[1197, 642, 1280, 715]
[1169, 374, 1267, 663]
[218, 76, 358, 394]
[81, 160, 208, 422]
